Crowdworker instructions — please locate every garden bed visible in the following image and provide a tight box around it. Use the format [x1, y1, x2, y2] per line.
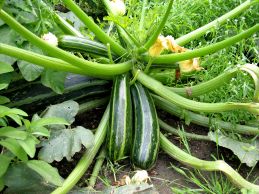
[0, 0, 258, 193]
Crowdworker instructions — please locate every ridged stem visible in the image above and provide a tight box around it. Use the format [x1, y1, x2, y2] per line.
[168, 67, 238, 97]
[0, 43, 131, 78]
[153, 94, 259, 135]
[160, 133, 259, 191]
[139, 0, 148, 31]
[63, 0, 126, 56]
[144, 24, 259, 64]
[0, 43, 88, 75]
[134, 69, 259, 114]
[159, 119, 211, 141]
[51, 105, 110, 194]
[0, 10, 131, 77]
[78, 97, 109, 115]
[240, 64, 259, 102]
[88, 147, 106, 188]
[175, 0, 257, 46]
[138, 0, 173, 53]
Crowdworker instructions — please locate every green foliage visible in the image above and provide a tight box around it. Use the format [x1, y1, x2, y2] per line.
[0, 0, 67, 93]
[3, 161, 63, 193]
[0, 102, 69, 191]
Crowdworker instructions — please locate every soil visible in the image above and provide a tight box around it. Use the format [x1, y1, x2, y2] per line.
[52, 108, 259, 194]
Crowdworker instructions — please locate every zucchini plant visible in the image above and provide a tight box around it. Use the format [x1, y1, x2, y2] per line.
[0, 0, 259, 193]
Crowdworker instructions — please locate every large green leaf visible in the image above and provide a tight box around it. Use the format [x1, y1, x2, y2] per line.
[42, 100, 79, 126]
[39, 126, 94, 162]
[0, 62, 14, 74]
[41, 69, 67, 94]
[0, 177, 4, 191]
[209, 132, 259, 167]
[0, 154, 11, 177]
[17, 43, 44, 81]
[0, 126, 28, 140]
[3, 163, 58, 194]
[0, 138, 28, 161]
[26, 160, 64, 186]
[0, 26, 17, 65]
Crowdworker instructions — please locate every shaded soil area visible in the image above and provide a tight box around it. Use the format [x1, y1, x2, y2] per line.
[52, 108, 259, 194]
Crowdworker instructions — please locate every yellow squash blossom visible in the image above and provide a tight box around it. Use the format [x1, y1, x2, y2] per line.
[149, 35, 202, 74]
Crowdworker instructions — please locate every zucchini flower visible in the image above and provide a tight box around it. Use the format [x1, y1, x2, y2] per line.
[148, 35, 168, 57]
[149, 35, 202, 74]
[110, 0, 126, 16]
[41, 32, 58, 46]
[166, 36, 202, 74]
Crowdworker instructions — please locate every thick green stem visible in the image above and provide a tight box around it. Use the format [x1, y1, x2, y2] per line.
[0, 43, 91, 76]
[160, 133, 259, 191]
[134, 69, 259, 114]
[138, 0, 173, 53]
[168, 67, 238, 97]
[144, 24, 259, 64]
[240, 64, 259, 102]
[54, 13, 83, 37]
[159, 119, 210, 141]
[63, 0, 126, 56]
[153, 94, 259, 135]
[0, 10, 132, 77]
[175, 0, 256, 46]
[88, 147, 106, 188]
[51, 105, 110, 194]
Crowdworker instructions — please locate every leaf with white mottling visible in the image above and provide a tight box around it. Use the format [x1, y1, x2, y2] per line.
[42, 100, 79, 127]
[208, 131, 259, 167]
[39, 126, 94, 163]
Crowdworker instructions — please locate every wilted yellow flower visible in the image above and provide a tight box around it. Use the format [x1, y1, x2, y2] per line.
[148, 35, 168, 57]
[131, 170, 150, 184]
[166, 36, 188, 53]
[110, 0, 126, 16]
[149, 35, 202, 74]
[179, 57, 202, 74]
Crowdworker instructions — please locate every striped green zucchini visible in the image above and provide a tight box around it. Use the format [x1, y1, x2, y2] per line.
[4, 74, 110, 113]
[107, 73, 132, 161]
[131, 82, 160, 169]
[58, 35, 116, 58]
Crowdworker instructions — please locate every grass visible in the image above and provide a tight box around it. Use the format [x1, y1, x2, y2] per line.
[168, 124, 257, 194]
[162, 0, 258, 125]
